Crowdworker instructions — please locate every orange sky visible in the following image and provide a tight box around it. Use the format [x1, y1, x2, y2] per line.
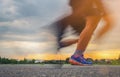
[13, 50, 120, 60]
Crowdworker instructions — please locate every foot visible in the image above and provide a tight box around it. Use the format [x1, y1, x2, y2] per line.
[69, 55, 92, 66]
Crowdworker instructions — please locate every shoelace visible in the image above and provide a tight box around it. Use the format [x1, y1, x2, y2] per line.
[79, 55, 87, 62]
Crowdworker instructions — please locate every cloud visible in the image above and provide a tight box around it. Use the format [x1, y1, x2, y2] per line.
[0, 31, 56, 42]
[0, 41, 57, 58]
[0, 0, 70, 42]
[0, 18, 58, 42]
[0, 0, 69, 22]
[0, 0, 18, 21]
[0, 0, 72, 44]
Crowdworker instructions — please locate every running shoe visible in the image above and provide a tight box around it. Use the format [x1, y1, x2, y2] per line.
[69, 55, 92, 66]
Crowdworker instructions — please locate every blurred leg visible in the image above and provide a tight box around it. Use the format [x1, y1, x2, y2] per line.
[60, 39, 78, 47]
[69, 16, 101, 65]
[54, 21, 67, 50]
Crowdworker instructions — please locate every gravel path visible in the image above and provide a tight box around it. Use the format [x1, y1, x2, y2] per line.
[0, 64, 120, 77]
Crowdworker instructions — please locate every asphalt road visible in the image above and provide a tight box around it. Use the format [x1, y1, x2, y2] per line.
[0, 64, 120, 77]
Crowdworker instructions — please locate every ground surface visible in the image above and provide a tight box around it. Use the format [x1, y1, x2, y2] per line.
[0, 64, 120, 77]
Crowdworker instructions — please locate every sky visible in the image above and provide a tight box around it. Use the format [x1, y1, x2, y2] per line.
[0, 0, 120, 60]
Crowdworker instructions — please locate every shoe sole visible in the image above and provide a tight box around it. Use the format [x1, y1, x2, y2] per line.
[69, 58, 92, 66]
